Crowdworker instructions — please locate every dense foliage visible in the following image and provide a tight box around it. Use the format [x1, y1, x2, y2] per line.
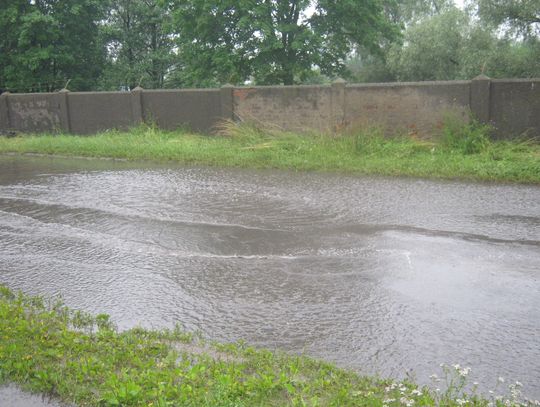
[0, 0, 538, 91]
[0, 0, 107, 92]
[171, 0, 399, 86]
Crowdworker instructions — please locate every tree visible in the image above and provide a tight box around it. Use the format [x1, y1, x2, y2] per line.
[460, 24, 540, 77]
[346, 50, 396, 83]
[100, 0, 176, 90]
[383, 0, 454, 25]
[387, 8, 467, 81]
[0, 0, 107, 92]
[170, 0, 399, 86]
[476, 0, 539, 37]
[386, 7, 540, 82]
[345, 0, 458, 83]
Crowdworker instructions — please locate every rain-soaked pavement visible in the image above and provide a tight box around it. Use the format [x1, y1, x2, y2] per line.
[0, 155, 539, 401]
[0, 384, 65, 407]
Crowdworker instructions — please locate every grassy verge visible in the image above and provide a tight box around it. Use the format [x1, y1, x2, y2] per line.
[0, 121, 538, 183]
[0, 285, 535, 406]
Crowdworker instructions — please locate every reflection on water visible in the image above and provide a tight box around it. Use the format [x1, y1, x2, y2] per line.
[0, 155, 539, 397]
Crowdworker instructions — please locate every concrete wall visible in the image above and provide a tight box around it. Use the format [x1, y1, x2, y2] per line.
[142, 89, 221, 133]
[344, 81, 470, 136]
[68, 92, 133, 134]
[2, 93, 64, 133]
[0, 78, 538, 139]
[490, 79, 540, 139]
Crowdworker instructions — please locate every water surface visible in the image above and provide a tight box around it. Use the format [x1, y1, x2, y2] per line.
[0, 155, 539, 398]
[0, 384, 64, 407]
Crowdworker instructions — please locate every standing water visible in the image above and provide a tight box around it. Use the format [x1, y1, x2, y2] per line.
[0, 155, 539, 398]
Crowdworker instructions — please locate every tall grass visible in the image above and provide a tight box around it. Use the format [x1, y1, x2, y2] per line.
[439, 115, 491, 155]
[0, 121, 538, 183]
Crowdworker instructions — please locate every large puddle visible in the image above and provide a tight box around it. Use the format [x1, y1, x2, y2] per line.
[1, 155, 539, 398]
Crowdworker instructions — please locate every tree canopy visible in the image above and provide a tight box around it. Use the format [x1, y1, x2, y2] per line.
[0, 0, 106, 92]
[0, 0, 538, 92]
[100, 0, 176, 90]
[476, 0, 539, 37]
[170, 0, 400, 86]
[349, 1, 540, 82]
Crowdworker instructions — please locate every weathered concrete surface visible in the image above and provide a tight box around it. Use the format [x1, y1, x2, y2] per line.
[0, 93, 10, 129]
[233, 85, 333, 133]
[142, 89, 221, 133]
[470, 74, 491, 124]
[2, 93, 62, 133]
[68, 92, 133, 134]
[490, 79, 540, 139]
[345, 81, 470, 137]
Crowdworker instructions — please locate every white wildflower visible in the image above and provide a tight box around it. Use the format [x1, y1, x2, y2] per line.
[498, 377, 505, 383]
[411, 389, 422, 396]
[459, 367, 471, 377]
[399, 396, 415, 406]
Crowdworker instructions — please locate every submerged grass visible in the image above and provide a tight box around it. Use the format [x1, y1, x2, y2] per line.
[0, 285, 536, 406]
[0, 121, 538, 183]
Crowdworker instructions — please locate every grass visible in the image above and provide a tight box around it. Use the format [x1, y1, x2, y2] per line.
[0, 120, 538, 183]
[0, 285, 535, 406]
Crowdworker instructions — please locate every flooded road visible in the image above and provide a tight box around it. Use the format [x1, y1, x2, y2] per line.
[0, 384, 64, 407]
[0, 155, 539, 398]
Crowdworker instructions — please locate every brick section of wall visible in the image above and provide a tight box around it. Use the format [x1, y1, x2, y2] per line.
[142, 89, 221, 133]
[345, 81, 471, 137]
[233, 86, 333, 133]
[490, 79, 540, 139]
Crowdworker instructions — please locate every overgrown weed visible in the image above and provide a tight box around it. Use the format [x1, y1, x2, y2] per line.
[440, 115, 492, 154]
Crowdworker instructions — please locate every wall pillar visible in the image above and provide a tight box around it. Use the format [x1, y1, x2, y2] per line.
[0, 92, 11, 131]
[220, 84, 234, 122]
[131, 86, 144, 125]
[331, 78, 347, 132]
[56, 88, 71, 133]
[470, 74, 491, 124]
